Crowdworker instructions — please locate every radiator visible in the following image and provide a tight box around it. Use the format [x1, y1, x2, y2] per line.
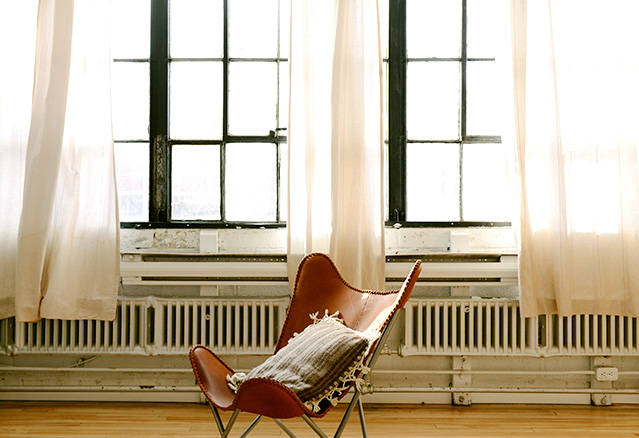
[545, 314, 639, 356]
[14, 299, 148, 355]
[402, 299, 538, 356]
[3, 297, 288, 356]
[402, 299, 639, 357]
[153, 298, 288, 355]
[5, 298, 639, 358]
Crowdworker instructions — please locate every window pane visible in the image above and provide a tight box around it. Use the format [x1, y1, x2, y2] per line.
[279, 143, 287, 221]
[171, 144, 221, 220]
[114, 142, 149, 222]
[379, 0, 389, 59]
[407, 62, 460, 140]
[462, 143, 511, 221]
[170, 0, 223, 58]
[407, 0, 461, 58]
[111, 62, 149, 141]
[467, 0, 501, 58]
[226, 143, 277, 221]
[228, 62, 278, 135]
[385, 143, 389, 221]
[170, 61, 223, 140]
[111, 0, 150, 59]
[229, 0, 279, 58]
[406, 143, 460, 221]
[466, 61, 501, 136]
[278, 61, 289, 131]
[279, 0, 291, 59]
[383, 61, 389, 142]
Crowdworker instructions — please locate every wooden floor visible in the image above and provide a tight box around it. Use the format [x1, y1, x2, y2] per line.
[1, 401, 639, 437]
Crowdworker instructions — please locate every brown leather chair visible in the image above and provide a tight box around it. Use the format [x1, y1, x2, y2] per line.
[190, 252, 422, 437]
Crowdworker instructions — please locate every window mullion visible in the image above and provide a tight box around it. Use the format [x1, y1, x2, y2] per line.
[149, 0, 170, 223]
[220, 0, 230, 223]
[459, 0, 468, 221]
[388, 0, 407, 223]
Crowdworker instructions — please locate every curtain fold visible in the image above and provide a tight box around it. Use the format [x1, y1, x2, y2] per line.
[0, 1, 38, 319]
[507, 0, 639, 317]
[287, 0, 385, 290]
[0, 0, 119, 322]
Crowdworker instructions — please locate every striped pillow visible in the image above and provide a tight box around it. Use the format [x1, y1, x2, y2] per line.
[227, 313, 374, 412]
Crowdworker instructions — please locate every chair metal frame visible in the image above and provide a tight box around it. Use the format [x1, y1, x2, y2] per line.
[190, 253, 422, 437]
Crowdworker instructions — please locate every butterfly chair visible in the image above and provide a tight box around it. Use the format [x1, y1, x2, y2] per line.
[190, 252, 422, 438]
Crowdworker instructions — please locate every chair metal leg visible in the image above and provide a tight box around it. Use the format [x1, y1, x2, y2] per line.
[334, 390, 362, 438]
[272, 418, 298, 438]
[207, 400, 226, 436]
[220, 409, 240, 438]
[357, 397, 368, 438]
[238, 415, 262, 438]
[301, 414, 329, 438]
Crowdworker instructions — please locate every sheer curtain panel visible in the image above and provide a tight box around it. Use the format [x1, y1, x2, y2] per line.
[0, 0, 119, 322]
[507, 0, 639, 317]
[0, 1, 38, 319]
[287, 0, 385, 290]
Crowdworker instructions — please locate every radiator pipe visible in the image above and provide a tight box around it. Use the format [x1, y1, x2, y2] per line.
[0, 386, 201, 392]
[2, 385, 639, 395]
[0, 366, 195, 373]
[5, 366, 639, 376]
[371, 369, 597, 376]
[365, 387, 639, 395]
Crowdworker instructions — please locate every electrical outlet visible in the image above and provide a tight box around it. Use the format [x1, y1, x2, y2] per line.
[596, 367, 618, 381]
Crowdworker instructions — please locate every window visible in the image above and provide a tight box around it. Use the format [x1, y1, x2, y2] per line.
[111, 0, 509, 228]
[387, 0, 511, 226]
[111, 0, 289, 226]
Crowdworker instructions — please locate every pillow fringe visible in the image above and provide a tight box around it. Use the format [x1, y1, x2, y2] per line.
[226, 372, 246, 392]
[304, 359, 371, 413]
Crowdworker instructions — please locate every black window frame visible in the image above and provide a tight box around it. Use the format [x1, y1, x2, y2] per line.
[117, 0, 510, 230]
[120, 0, 287, 229]
[387, 0, 511, 228]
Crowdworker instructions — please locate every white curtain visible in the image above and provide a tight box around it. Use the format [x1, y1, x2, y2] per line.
[0, 0, 119, 322]
[507, 0, 639, 317]
[287, 0, 385, 290]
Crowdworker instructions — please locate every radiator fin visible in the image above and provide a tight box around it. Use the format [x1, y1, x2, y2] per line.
[402, 299, 538, 356]
[4, 298, 288, 356]
[547, 314, 639, 356]
[13, 300, 148, 355]
[156, 298, 287, 354]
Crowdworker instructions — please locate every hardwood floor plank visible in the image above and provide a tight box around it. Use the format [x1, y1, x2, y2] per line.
[1, 402, 639, 437]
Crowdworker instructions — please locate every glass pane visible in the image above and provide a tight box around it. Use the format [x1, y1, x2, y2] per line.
[170, 61, 223, 140]
[171, 144, 221, 220]
[278, 61, 289, 131]
[114, 142, 149, 222]
[379, 0, 389, 59]
[279, 143, 287, 221]
[228, 62, 278, 135]
[229, 0, 279, 58]
[383, 61, 389, 141]
[279, 0, 291, 59]
[406, 143, 460, 221]
[111, 62, 149, 141]
[226, 143, 277, 221]
[384, 143, 389, 221]
[466, 61, 501, 136]
[467, 0, 501, 58]
[170, 0, 223, 58]
[111, 0, 150, 59]
[462, 143, 511, 221]
[407, 62, 460, 140]
[407, 0, 461, 58]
